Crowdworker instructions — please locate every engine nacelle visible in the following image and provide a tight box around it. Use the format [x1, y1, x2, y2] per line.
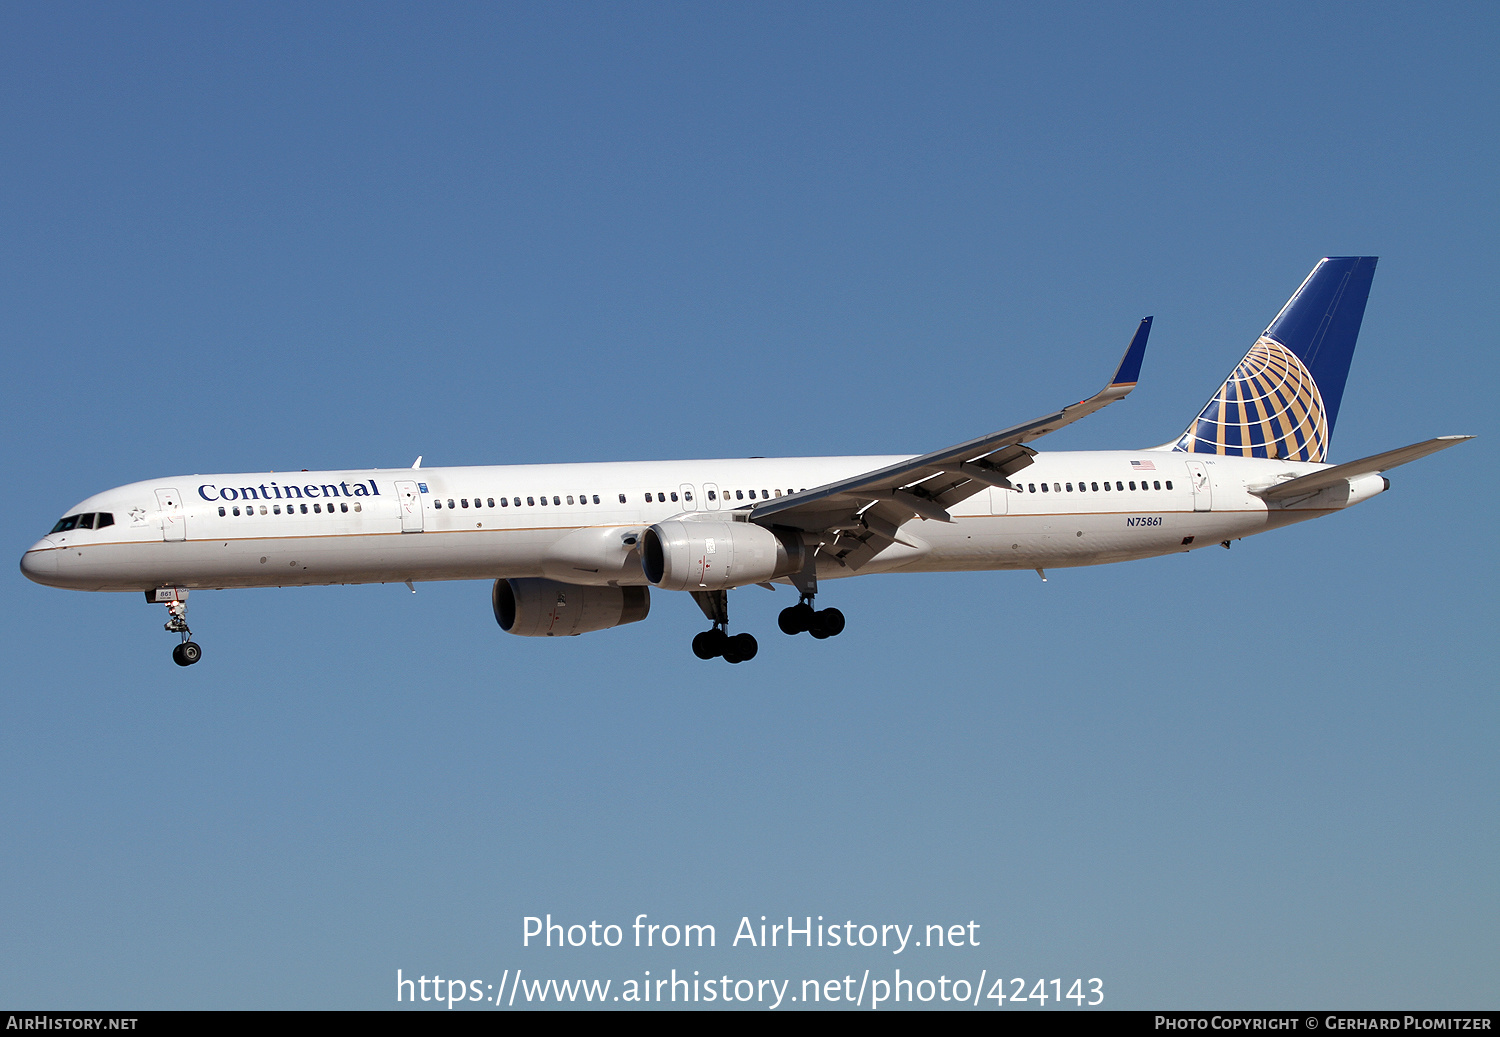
[641, 519, 804, 591]
[493, 578, 650, 637]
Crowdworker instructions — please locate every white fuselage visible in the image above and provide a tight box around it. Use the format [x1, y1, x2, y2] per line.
[20, 449, 1385, 595]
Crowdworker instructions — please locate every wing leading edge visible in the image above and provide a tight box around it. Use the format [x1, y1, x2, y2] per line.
[745, 318, 1152, 570]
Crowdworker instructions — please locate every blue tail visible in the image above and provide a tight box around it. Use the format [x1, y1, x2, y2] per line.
[1173, 257, 1377, 462]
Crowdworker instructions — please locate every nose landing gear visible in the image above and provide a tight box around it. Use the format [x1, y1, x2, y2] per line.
[149, 589, 202, 666]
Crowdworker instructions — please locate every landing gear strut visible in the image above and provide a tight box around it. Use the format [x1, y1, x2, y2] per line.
[150, 589, 202, 666]
[689, 590, 758, 664]
[776, 545, 845, 640]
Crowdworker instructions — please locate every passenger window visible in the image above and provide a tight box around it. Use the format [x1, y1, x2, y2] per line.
[514, 498, 521, 507]
[233, 507, 241, 516]
[300, 504, 309, 514]
[1054, 483, 1061, 492]
[761, 489, 768, 498]
[617, 494, 625, 504]
[682, 491, 691, 502]
[218, 507, 226, 517]
[552, 496, 559, 506]
[1091, 482, 1098, 491]
[736, 490, 744, 500]
[645, 493, 653, 503]
[316, 503, 323, 513]
[594, 495, 601, 504]
[708, 491, 716, 501]
[435, 500, 443, 509]
[353, 502, 361, 512]
[1102, 482, 1110, 491]
[261, 506, 268, 515]
[1116, 481, 1124, 491]
[447, 499, 455, 508]
[1129, 482, 1136, 490]
[461, 499, 469, 508]
[527, 497, 535, 507]
[567, 495, 575, 505]
[539, 496, 548, 506]
[670, 492, 678, 502]
[1040, 483, 1048, 493]
[1154, 481, 1161, 490]
[1165, 481, 1173, 490]
[500, 497, 508, 507]
[1066, 483, 1073, 492]
[340, 503, 348, 513]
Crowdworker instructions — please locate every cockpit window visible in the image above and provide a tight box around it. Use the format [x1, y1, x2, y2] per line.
[48, 511, 115, 534]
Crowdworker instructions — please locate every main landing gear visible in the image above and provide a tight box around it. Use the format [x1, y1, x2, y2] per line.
[692, 627, 758, 664]
[149, 589, 202, 666]
[778, 548, 844, 640]
[689, 590, 758, 664]
[778, 598, 845, 639]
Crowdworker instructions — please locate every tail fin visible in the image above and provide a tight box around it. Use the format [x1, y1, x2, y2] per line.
[1172, 257, 1378, 462]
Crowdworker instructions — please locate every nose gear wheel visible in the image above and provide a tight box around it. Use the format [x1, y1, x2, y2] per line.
[160, 598, 202, 666]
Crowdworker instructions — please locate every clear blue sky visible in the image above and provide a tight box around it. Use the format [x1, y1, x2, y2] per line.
[2, 1, 1495, 1009]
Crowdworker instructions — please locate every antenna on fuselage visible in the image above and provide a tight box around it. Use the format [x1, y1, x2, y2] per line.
[412, 456, 422, 469]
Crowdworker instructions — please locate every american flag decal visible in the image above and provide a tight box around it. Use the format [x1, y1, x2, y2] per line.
[1130, 459, 1157, 471]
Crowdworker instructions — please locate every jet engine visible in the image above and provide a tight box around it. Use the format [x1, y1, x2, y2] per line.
[641, 519, 804, 591]
[493, 578, 650, 637]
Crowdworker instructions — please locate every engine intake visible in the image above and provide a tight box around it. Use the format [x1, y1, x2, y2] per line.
[641, 519, 803, 591]
[493, 578, 650, 637]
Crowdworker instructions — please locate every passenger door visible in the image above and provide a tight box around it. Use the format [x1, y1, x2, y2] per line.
[1184, 461, 1213, 512]
[155, 488, 185, 541]
[395, 480, 424, 532]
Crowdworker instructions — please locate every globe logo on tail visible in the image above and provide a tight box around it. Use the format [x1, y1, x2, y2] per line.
[1174, 336, 1329, 462]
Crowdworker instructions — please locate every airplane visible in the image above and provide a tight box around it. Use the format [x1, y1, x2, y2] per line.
[20, 257, 1472, 666]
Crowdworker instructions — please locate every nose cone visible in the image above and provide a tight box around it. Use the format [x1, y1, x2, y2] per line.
[20, 540, 59, 584]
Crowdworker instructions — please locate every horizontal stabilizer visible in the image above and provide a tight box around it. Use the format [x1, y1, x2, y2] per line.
[1251, 436, 1473, 500]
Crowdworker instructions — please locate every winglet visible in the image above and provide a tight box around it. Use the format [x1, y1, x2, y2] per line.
[1109, 317, 1152, 389]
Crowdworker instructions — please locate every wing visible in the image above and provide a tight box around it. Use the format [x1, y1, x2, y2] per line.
[744, 318, 1152, 570]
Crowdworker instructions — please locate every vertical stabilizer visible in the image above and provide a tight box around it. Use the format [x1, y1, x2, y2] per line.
[1173, 257, 1377, 462]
